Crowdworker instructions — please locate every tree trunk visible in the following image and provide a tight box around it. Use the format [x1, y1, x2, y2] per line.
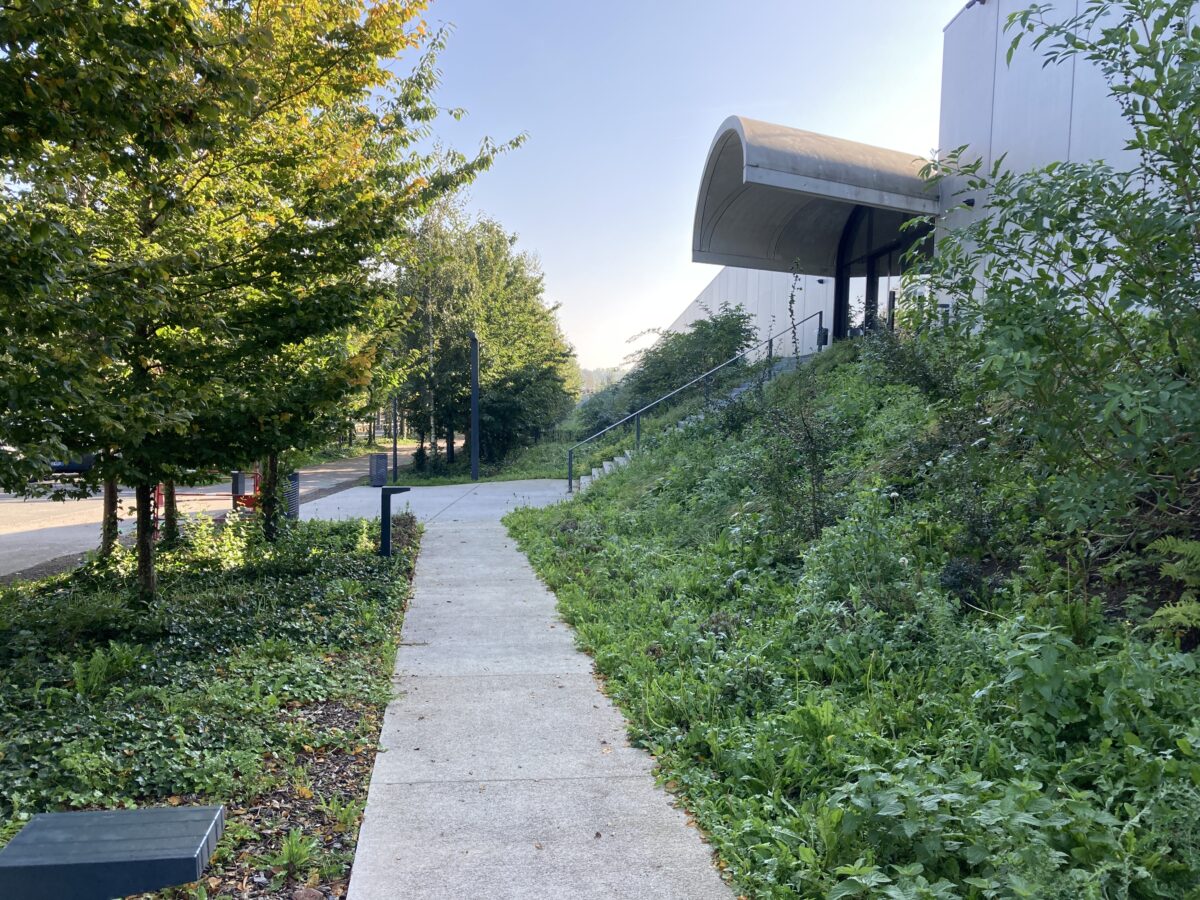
[348, 426, 355, 447]
[262, 452, 280, 542]
[161, 479, 179, 545]
[100, 476, 120, 558]
[446, 426, 455, 464]
[135, 483, 157, 601]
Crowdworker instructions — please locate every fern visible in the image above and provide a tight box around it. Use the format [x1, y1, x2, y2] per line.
[1149, 599, 1200, 637]
[1146, 538, 1200, 641]
[70, 642, 148, 698]
[1148, 536, 1200, 590]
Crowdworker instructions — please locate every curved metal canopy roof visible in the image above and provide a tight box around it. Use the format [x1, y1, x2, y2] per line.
[692, 116, 938, 276]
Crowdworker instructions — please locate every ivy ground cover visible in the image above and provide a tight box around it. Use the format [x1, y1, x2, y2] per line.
[0, 513, 418, 898]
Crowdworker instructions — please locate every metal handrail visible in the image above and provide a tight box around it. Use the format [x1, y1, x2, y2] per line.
[567, 311, 825, 491]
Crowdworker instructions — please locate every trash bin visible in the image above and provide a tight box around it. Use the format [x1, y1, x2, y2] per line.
[283, 472, 300, 520]
[369, 453, 388, 487]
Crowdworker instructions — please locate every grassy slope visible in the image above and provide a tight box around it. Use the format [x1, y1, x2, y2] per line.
[507, 343, 1200, 899]
[0, 514, 418, 896]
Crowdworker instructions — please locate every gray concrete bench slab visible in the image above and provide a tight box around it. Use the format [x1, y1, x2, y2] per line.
[0, 805, 224, 900]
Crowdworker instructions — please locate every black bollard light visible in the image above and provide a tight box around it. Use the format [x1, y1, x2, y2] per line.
[379, 486, 412, 557]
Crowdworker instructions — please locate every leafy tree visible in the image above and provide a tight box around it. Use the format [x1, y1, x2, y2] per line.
[138, 21, 502, 543]
[0, 0, 232, 173]
[0, 0, 247, 491]
[2, 1, 505, 595]
[918, 0, 1200, 546]
[395, 202, 476, 461]
[469, 219, 579, 459]
[390, 207, 578, 466]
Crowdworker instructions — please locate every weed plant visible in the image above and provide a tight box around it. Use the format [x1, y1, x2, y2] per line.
[509, 337, 1200, 898]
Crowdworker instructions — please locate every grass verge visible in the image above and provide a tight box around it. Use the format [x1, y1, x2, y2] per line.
[0, 512, 419, 899]
[284, 439, 412, 471]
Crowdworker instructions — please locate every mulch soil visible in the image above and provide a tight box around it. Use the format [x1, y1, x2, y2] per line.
[133, 525, 418, 900]
[179, 701, 383, 900]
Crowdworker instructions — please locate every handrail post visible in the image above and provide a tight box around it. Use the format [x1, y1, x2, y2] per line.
[817, 310, 825, 352]
[567, 449, 574, 493]
[635, 414, 641, 453]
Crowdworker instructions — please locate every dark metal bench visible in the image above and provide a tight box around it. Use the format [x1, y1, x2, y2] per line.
[0, 805, 224, 900]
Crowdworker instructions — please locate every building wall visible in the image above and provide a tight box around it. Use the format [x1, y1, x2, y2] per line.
[940, 0, 1137, 205]
[935, 0, 1158, 295]
[667, 267, 840, 357]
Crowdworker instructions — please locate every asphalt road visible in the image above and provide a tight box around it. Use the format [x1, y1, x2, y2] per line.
[0, 450, 415, 578]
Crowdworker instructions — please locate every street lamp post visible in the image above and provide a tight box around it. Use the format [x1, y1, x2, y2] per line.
[470, 332, 480, 481]
[391, 395, 399, 482]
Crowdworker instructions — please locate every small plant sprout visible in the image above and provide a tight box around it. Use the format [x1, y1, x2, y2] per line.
[316, 793, 366, 833]
[268, 828, 318, 881]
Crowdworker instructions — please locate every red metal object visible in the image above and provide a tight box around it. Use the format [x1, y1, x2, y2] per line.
[150, 470, 263, 536]
[234, 471, 261, 510]
[152, 483, 162, 538]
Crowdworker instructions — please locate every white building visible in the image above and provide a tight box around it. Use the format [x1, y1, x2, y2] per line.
[675, 0, 1140, 348]
[666, 268, 837, 358]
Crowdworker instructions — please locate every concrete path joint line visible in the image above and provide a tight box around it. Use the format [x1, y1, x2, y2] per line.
[376, 773, 657, 788]
[307, 480, 731, 900]
[425, 483, 482, 523]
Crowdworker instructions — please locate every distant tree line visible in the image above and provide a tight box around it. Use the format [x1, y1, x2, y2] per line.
[579, 366, 626, 398]
[362, 204, 580, 470]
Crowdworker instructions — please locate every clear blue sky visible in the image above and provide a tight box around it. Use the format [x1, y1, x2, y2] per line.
[417, 0, 969, 368]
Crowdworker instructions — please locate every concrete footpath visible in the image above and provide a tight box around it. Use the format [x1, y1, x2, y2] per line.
[304, 481, 731, 900]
